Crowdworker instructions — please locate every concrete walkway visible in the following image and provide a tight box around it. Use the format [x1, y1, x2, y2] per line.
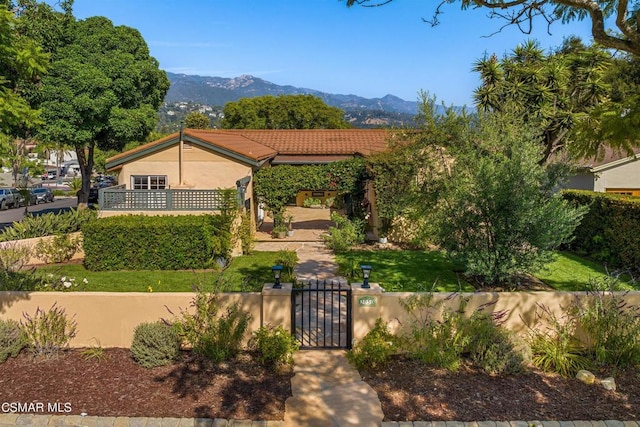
[285, 350, 384, 427]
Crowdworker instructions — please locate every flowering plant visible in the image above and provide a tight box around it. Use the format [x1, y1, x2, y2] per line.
[38, 274, 88, 292]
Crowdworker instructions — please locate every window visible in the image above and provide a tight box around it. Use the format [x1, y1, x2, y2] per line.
[132, 175, 167, 190]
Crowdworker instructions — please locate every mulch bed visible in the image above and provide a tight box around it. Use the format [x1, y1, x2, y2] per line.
[0, 348, 292, 420]
[362, 356, 640, 421]
[1, 349, 639, 421]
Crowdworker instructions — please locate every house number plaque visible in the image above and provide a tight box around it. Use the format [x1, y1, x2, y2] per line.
[358, 296, 377, 307]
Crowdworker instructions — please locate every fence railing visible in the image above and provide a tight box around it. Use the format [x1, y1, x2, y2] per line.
[99, 187, 232, 211]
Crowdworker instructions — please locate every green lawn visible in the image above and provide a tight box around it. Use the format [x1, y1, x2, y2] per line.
[37, 252, 286, 292]
[534, 251, 638, 291]
[336, 250, 638, 292]
[336, 250, 474, 292]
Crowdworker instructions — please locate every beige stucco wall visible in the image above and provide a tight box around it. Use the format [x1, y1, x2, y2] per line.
[593, 158, 640, 192]
[350, 285, 640, 342]
[117, 144, 254, 191]
[0, 292, 263, 348]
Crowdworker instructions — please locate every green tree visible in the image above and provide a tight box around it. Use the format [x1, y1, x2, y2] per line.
[184, 111, 210, 129]
[346, 0, 640, 57]
[20, 4, 169, 207]
[473, 39, 611, 163]
[221, 94, 350, 129]
[0, 6, 48, 182]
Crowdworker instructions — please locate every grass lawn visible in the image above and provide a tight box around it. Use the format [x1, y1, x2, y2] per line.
[336, 249, 638, 292]
[336, 250, 474, 292]
[534, 251, 638, 291]
[37, 251, 286, 292]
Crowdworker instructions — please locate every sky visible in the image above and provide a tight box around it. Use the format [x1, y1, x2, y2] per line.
[68, 0, 595, 107]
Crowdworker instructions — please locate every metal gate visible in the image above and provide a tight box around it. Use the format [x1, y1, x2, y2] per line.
[291, 279, 352, 349]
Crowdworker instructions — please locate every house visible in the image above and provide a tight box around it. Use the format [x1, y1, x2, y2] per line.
[103, 128, 391, 223]
[564, 147, 640, 196]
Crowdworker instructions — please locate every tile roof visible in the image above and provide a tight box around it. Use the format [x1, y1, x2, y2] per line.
[578, 145, 640, 169]
[106, 129, 393, 168]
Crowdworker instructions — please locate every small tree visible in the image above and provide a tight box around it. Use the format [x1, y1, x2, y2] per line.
[184, 111, 210, 129]
[429, 113, 585, 287]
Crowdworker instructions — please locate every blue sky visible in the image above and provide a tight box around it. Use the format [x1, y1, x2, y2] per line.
[69, 0, 594, 107]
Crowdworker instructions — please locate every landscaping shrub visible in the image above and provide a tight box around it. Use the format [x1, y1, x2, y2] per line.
[250, 325, 299, 367]
[131, 321, 181, 368]
[21, 303, 78, 358]
[570, 278, 640, 368]
[347, 318, 398, 370]
[562, 190, 640, 273]
[399, 293, 527, 373]
[34, 233, 81, 264]
[0, 319, 27, 363]
[323, 212, 364, 253]
[275, 250, 298, 282]
[463, 311, 526, 374]
[82, 214, 233, 271]
[527, 303, 590, 377]
[0, 209, 96, 242]
[170, 286, 251, 363]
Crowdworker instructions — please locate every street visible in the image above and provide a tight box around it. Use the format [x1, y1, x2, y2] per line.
[0, 197, 77, 231]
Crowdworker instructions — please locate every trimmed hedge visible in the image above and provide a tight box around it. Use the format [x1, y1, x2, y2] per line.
[562, 190, 640, 272]
[82, 214, 233, 271]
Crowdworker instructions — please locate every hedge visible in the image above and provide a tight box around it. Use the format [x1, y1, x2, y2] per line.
[82, 214, 233, 271]
[562, 190, 640, 272]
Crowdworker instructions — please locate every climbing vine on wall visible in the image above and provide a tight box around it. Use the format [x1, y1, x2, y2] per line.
[254, 158, 367, 218]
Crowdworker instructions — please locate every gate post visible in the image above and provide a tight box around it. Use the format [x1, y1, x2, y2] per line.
[350, 283, 384, 344]
[262, 283, 292, 331]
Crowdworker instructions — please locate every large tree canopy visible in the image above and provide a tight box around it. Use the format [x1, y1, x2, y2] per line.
[346, 0, 640, 57]
[17, 2, 169, 206]
[221, 94, 351, 129]
[474, 38, 612, 163]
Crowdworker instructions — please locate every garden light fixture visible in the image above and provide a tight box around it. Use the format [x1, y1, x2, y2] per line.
[272, 265, 283, 289]
[361, 265, 372, 288]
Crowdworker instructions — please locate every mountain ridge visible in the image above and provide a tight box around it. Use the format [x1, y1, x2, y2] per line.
[165, 72, 419, 115]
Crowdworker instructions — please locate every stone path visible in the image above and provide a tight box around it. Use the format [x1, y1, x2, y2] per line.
[285, 350, 384, 427]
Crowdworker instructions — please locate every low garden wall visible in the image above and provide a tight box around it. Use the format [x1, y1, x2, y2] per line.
[1, 285, 638, 348]
[0, 233, 85, 266]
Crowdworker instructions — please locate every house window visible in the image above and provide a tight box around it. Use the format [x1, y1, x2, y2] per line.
[132, 175, 167, 190]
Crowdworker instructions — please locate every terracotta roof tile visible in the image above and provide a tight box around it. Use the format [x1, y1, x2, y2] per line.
[185, 129, 276, 161]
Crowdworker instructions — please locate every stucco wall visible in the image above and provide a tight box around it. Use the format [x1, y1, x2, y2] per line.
[0, 233, 84, 266]
[563, 172, 595, 191]
[0, 292, 263, 348]
[117, 144, 253, 191]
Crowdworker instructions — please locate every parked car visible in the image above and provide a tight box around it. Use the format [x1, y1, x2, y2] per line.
[42, 170, 57, 180]
[31, 187, 55, 203]
[0, 188, 18, 210]
[14, 188, 37, 207]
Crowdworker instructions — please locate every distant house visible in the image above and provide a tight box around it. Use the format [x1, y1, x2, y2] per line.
[564, 147, 640, 196]
[103, 128, 391, 224]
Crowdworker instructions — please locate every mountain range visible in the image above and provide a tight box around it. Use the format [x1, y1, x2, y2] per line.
[165, 72, 419, 114]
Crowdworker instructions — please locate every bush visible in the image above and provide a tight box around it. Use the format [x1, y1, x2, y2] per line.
[275, 250, 298, 282]
[34, 233, 81, 264]
[0, 209, 96, 242]
[0, 319, 27, 363]
[464, 311, 526, 374]
[131, 321, 181, 368]
[527, 303, 590, 377]
[562, 190, 640, 273]
[250, 325, 299, 367]
[347, 318, 398, 371]
[323, 212, 365, 253]
[570, 278, 640, 368]
[21, 303, 78, 358]
[82, 214, 233, 271]
[170, 286, 251, 363]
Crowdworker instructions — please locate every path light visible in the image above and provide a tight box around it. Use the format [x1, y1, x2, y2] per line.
[360, 265, 372, 289]
[272, 265, 283, 289]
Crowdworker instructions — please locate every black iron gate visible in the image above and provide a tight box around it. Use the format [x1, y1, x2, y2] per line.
[291, 279, 352, 349]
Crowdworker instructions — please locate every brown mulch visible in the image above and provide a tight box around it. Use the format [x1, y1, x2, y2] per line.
[363, 356, 640, 422]
[1, 349, 639, 421]
[0, 348, 292, 420]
